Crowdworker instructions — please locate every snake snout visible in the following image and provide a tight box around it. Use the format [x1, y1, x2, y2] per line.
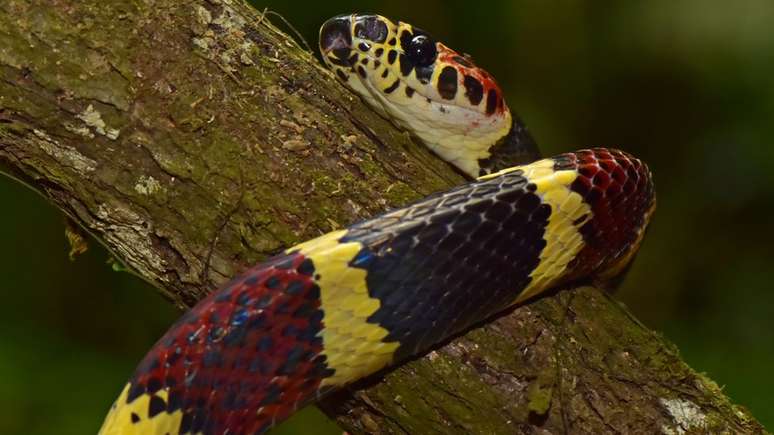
[320, 15, 353, 59]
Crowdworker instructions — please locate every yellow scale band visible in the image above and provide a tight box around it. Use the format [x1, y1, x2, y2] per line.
[481, 159, 592, 304]
[295, 158, 594, 385]
[294, 158, 593, 388]
[290, 231, 399, 387]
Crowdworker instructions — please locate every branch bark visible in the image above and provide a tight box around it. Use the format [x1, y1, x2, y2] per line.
[0, 1, 764, 433]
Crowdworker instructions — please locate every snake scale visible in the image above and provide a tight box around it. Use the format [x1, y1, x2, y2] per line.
[99, 14, 655, 435]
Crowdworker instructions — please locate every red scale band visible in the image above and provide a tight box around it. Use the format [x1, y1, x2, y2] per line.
[564, 149, 655, 281]
[126, 253, 329, 434]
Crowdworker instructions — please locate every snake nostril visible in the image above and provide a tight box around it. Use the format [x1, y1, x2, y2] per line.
[320, 15, 353, 55]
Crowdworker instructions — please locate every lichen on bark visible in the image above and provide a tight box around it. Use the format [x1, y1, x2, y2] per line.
[0, 1, 766, 433]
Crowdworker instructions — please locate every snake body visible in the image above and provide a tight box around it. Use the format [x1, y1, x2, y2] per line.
[99, 14, 655, 435]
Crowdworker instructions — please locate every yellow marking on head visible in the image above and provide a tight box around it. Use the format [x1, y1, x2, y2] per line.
[499, 159, 592, 304]
[99, 384, 184, 435]
[290, 231, 399, 387]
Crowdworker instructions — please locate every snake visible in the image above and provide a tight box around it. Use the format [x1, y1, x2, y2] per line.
[99, 13, 655, 435]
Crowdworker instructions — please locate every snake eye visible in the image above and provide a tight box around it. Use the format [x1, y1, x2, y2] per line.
[406, 34, 437, 68]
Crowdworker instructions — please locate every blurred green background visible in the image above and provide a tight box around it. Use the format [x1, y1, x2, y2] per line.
[1, 0, 773, 433]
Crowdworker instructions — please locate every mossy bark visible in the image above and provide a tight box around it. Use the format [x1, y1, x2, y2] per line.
[0, 1, 765, 433]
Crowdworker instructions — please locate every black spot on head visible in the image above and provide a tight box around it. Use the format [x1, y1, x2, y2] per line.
[381, 69, 389, 78]
[387, 49, 398, 65]
[486, 88, 499, 115]
[405, 86, 415, 98]
[373, 60, 381, 69]
[130, 412, 140, 424]
[463, 75, 484, 106]
[384, 79, 401, 94]
[375, 47, 384, 57]
[388, 37, 397, 46]
[437, 66, 458, 100]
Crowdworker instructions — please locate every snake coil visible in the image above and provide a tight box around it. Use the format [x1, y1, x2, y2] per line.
[99, 14, 655, 435]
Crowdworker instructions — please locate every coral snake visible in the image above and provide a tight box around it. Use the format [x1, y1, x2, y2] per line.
[99, 13, 655, 435]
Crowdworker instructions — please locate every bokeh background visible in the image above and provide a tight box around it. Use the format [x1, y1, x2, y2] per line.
[1, 1, 773, 433]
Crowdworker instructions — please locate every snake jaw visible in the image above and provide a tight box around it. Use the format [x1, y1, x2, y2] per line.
[320, 14, 513, 177]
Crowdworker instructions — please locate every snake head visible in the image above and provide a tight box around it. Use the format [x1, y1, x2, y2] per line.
[320, 14, 514, 177]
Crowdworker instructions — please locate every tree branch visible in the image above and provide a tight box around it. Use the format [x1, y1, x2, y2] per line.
[0, 1, 764, 433]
